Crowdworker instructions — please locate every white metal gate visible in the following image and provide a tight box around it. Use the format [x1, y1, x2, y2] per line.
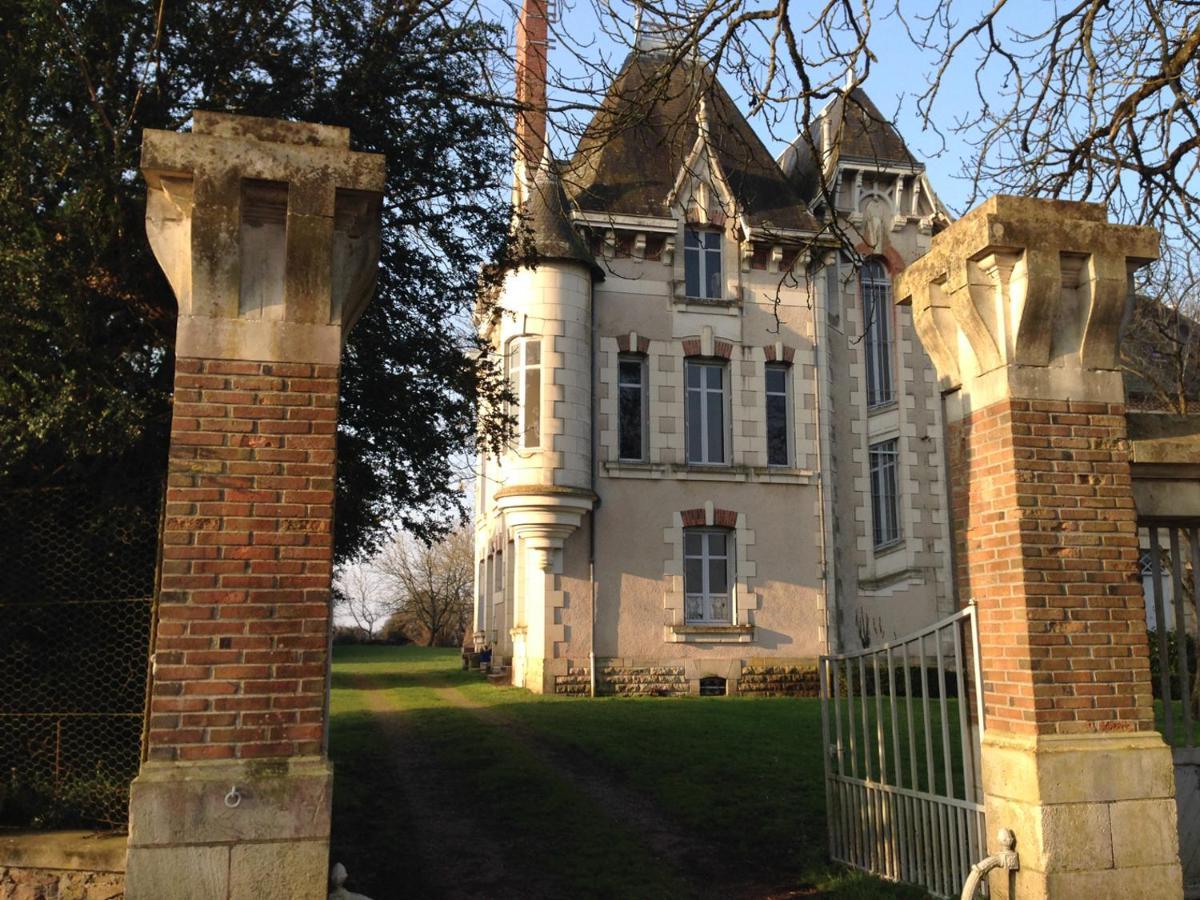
[820, 606, 986, 898]
[1141, 521, 1200, 898]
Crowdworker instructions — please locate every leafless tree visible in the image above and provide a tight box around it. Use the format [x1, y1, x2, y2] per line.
[1122, 237, 1200, 414]
[333, 561, 391, 639]
[376, 526, 475, 647]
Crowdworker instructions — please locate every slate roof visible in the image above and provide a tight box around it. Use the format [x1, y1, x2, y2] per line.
[523, 159, 605, 279]
[564, 51, 818, 233]
[778, 88, 921, 202]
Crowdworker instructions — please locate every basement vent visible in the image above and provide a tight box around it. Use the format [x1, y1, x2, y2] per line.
[699, 676, 727, 697]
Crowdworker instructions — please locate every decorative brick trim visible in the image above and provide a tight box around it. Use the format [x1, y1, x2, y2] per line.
[855, 243, 905, 275]
[713, 508, 737, 529]
[681, 338, 702, 356]
[616, 332, 651, 354]
[680, 507, 737, 528]
[713, 340, 733, 359]
[762, 343, 797, 364]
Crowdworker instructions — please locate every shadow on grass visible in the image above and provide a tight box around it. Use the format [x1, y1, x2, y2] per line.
[328, 646, 931, 900]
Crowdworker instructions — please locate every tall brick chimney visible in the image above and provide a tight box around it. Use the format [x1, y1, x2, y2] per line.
[514, 0, 550, 177]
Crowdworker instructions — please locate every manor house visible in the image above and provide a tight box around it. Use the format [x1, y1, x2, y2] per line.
[473, 8, 954, 695]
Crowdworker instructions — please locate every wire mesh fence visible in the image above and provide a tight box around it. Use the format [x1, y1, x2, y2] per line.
[0, 478, 162, 830]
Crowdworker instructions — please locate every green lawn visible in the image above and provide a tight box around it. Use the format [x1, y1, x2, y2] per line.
[328, 645, 930, 899]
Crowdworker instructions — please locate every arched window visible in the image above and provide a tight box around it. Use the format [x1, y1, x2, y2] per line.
[508, 337, 541, 449]
[861, 259, 894, 407]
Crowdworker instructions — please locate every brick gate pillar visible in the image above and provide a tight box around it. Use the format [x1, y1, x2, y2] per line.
[125, 112, 383, 900]
[896, 197, 1182, 898]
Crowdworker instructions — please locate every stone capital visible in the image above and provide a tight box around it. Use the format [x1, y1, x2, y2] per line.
[141, 111, 385, 364]
[894, 196, 1158, 417]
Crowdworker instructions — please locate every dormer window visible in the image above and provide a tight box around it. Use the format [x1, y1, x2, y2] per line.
[684, 229, 722, 299]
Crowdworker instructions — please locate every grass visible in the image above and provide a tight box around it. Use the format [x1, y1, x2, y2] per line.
[329, 645, 931, 899]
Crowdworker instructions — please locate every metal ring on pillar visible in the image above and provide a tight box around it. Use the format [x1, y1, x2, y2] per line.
[224, 785, 242, 809]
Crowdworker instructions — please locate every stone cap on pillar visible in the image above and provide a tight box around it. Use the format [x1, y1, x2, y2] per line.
[142, 111, 386, 364]
[894, 196, 1158, 414]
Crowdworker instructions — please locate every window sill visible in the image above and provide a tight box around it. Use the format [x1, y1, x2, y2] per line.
[872, 538, 905, 558]
[601, 461, 813, 484]
[668, 623, 755, 644]
[867, 399, 898, 415]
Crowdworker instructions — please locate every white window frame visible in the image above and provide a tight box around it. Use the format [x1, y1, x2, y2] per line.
[684, 228, 723, 300]
[862, 259, 894, 407]
[617, 353, 648, 462]
[683, 527, 734, 624]
[685, 359, 729, 465]
[508, 337, 542, 449]
[764, 362, 791, 467]
[869, 438, 902, 549]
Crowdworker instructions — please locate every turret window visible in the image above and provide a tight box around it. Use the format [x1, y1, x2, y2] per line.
[862, 259, 894, 407]
[684, 229, 722, 299]
[509, 338, 541, 449]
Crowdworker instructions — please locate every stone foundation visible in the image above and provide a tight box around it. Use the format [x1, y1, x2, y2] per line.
[0, 830, 127, 900]
[553, 667, 591, 695]
[737, 664, 820, 696]
[125, 757, 331, 900]
[597, 665, 687, 696]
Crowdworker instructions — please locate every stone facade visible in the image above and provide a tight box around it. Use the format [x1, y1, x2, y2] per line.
[736, 664, 820, 697]
[473, 16, 954, 696]
[596, 664, 688, 697]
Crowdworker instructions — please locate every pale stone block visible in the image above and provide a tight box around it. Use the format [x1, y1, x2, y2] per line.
[1040, 801, 1113, 871]
[1109, 798, 1181, 868]
[125, 845, 228, 900]
[227, 841, 328, 900]
[128, 757, 332, 847]
[1042, 863, 1183, 899]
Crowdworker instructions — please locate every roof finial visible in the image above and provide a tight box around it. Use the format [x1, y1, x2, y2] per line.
[538, 139, 555, 175]
[844, 65, 855, 91]
[632, 3, 643, 42]
[696, 93, 712, 143]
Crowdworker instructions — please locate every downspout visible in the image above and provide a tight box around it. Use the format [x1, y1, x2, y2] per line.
[813, 254, 838, 655]
[589, 271, 599, 698]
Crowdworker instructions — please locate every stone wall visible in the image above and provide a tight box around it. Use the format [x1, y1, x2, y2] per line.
[0, 867, 123, 900]
[737, 664, 819, 696]
[553, 666, 590, 695]
[597, 664, 687, 696]
[0, 830, 127, 900]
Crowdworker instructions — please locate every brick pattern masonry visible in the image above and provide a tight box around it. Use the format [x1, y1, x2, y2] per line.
[948, 397, 1154, 735]
[598, 666, 688, 696]
[0, 867, 123, 900]
[554, 667, 591, 695]
[737, 665, 820, 696]
[149, 358, 337, 761]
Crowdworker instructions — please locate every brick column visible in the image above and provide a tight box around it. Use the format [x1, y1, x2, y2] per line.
[125, 112, 383, 900]
[896, 197, 1182, 899]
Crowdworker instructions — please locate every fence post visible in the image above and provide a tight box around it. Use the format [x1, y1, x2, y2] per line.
[124, 113, 384, 900]
[895, 197, 1182, 899]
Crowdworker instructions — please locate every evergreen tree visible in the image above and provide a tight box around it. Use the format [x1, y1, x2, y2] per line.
[0, 1, 519, 557]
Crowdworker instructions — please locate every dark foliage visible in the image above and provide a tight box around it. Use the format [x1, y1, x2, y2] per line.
[0, 0, 520, 558]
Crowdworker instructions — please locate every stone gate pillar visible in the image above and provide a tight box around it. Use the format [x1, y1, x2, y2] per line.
[896, 197, 1182, 898]
[125, 112, 383, 900]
